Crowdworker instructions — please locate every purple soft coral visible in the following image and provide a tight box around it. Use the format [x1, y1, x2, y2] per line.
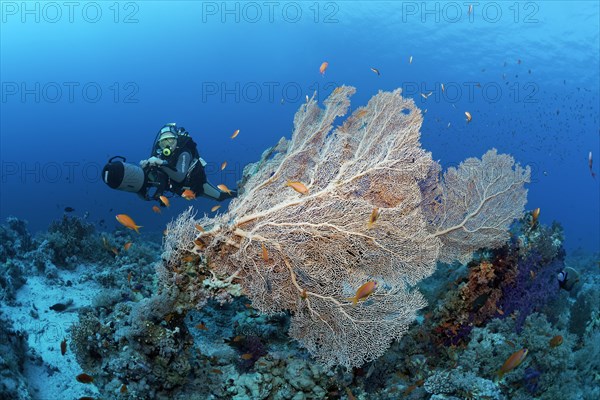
[499, 247, 564, 331]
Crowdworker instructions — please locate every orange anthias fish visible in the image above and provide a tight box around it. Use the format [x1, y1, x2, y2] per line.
[531, 207, 540, 228]
[261, 243, 269, 262]
[211, 205, 221, 212]
[368, 207, 381, 228]
[286, 180, 309, 195]
[355, 109, 368, 118]
[465, 111, 472, 123]
[116, 214, 142, 234]
[152, 205, 161, 214]
[497, 348, 528, 378]
[231, 129, 240, 139]
[124, 242, 132, 251]
[347, 281, 378, 306]
[549, 335, 563, 348]
[182, 189, 196, 200]
[159, 195, 170, 207]
[217, 184, 232, 195]
[319, 61, 329, 75]
[220, 161, 227, 171]
[196, 322, 208, 330]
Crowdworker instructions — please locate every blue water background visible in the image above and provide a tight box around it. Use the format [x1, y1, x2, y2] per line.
[1, 1, 598, 252]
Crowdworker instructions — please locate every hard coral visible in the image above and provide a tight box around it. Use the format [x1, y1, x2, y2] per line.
[45, 215, 96, 268]
[0, 216, 34, 262]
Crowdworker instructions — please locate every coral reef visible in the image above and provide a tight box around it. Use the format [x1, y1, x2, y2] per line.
[0, 216, 34, 262]
[429, 214, 566, 348]
[569, 284, 600, 339]
[16, 87, 596, 399]
[0, 310, 31, 399]
[424, 369, 502, 399]
[457, 313, 586, 400]
[0, 259, 27, 305]
[1, 203, 596, 399]
[0, 217, 33, 305]
[431, 247, 518, 347]
[499, 219, 566, 331]
[42, 215, 98, 269]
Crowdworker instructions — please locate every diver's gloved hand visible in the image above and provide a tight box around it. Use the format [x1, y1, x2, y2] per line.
[147, 156, 165, 167]
[140, 157, 165, 168]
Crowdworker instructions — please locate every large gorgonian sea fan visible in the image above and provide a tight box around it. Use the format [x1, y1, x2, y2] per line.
[174, 86, 530, 369]
[420, 149, 531, 264]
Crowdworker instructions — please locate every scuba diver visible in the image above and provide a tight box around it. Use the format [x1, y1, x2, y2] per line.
[102, 123, 237, 203]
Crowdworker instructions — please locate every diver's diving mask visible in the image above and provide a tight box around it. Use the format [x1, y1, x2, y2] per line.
[157, 132, 177, 156]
